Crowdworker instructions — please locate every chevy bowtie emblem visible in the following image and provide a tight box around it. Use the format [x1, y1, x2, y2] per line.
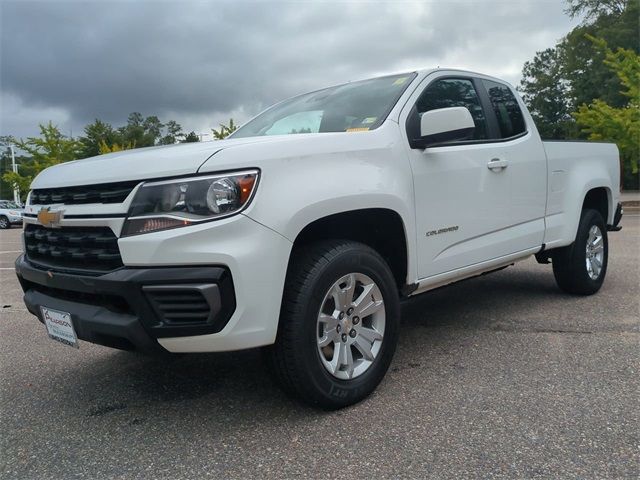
[37, 207, 64, 228]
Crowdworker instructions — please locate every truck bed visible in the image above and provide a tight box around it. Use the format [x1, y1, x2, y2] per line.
[541, 140, 620, 249]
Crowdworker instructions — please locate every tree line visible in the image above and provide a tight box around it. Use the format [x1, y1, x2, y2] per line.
[0, 116, 238, 200]
[518, 0, 639, 189]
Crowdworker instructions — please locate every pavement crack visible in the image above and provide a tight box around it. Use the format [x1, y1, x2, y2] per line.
[491, 326, 594, 334]
[531, 328, 593, 334]
[87, 403, 127, 417]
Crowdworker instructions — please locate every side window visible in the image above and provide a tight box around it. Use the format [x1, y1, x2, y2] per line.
[482, 80, 526, 138]
[415, 78, 488, 140]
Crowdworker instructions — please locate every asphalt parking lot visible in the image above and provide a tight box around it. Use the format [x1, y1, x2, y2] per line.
[1, 217, 638, 479]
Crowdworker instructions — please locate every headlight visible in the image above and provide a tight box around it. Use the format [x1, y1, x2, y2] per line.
[122, 169, 259, 236]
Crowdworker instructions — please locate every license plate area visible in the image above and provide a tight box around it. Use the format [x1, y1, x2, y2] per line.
[41, 306, 79, 348]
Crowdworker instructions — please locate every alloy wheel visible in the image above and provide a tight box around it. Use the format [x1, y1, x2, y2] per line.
[316, 273, 385, 380]
[585, 225, 604, 280]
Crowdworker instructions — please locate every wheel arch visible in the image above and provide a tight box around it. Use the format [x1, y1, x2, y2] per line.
[582, 186, 610, 223]
[288, 208, 410, 292]
[544, 177, 617, 250]
[566, 184, 614, 245]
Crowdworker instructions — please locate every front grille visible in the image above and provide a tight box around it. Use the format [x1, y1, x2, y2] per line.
[30, 180, 139, 205]
[24, 224, 123, 273]
[144, 285, 219, 325]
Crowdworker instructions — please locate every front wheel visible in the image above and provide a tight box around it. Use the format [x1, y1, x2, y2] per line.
[552, 208, 608, 295]
[0, 216, 9, 229]
[265, 240, 400, 409]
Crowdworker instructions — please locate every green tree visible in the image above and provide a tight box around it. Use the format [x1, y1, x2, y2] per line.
[518, 0, 638, 142]
[79, 119, 118, 158]
[98, 139, 135, 154]
[212, 118, 238, 139]
[519, 48, 576, 139]
[561, 0, 639, 109]
[82, 116, 188, 153]
[143, 115, 164, 140]
[118, 113, 175, 147]
[118, 112, 158, 147]
[159, 120, 184, 145]
[182, 131, 200, 143]
[1, 123, 82, 200]
[574, 37, 640, 188]
[564, 0, 628, 20]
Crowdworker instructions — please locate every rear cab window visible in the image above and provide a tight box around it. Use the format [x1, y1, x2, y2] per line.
[481, 80, 527, 138]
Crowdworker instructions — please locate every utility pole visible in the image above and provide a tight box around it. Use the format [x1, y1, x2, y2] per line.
[9, 145, 19, 204]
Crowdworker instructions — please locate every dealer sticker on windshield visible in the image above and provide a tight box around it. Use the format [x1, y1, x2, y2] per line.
[41, 306, 78, 348]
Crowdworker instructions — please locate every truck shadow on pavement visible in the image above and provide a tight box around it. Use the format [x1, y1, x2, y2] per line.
[51, 264, 575, 419]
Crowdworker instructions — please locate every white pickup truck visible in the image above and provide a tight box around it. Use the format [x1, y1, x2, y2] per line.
[16, 69, 622, 408]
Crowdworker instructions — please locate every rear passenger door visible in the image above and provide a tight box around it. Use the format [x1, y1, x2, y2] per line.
[480, 79, 547, 253]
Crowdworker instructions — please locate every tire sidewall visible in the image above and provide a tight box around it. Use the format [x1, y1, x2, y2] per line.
[295, 246, 400, 406]
[574, 209, 608, 290]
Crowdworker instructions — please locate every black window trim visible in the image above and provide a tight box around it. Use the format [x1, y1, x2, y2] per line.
[477, 77, 529, 142]
[406, 74, 529, 149]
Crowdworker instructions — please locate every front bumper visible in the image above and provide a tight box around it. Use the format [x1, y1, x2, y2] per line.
[8, 214, 22, 224]
[16, 255, 236, 353]
[17, 213, 293, 353]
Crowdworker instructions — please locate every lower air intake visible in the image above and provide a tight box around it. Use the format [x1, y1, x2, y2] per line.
[143, 284, 221, 326]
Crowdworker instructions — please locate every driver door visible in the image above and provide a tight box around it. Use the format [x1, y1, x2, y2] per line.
[403, 75, 513, 279]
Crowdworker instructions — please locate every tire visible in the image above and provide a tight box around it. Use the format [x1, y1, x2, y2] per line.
[552, 208, 608, 295]
[0, 216, 9, 229]
[265, 240, 400, 409]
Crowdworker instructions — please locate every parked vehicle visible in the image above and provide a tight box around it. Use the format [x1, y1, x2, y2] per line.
[0, 200, 23, 229]
[15, 69, 622, 408]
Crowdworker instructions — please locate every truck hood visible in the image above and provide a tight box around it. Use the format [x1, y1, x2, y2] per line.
[30, 136, 295, 189]
[30, 124, 397, 189]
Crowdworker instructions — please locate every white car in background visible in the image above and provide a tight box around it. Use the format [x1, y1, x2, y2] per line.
[15, 69, 622, 408]
[0, 200, 23, 229]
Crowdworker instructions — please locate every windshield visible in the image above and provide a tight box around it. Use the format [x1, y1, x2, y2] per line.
[0, 201, 19, 208]
[231, 72, 417, 138]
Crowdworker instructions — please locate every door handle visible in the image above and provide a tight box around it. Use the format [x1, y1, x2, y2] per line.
[487, 158, 508, 171]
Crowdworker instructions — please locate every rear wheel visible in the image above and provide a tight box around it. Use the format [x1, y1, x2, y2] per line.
[266, 240, 400, 409]
[552, 209, 608, 295]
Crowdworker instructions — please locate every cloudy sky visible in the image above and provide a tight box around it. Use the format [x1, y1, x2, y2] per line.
[1, 0, 580, 140]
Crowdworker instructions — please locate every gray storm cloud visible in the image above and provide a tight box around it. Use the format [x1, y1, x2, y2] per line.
[1, 0, 578, 138]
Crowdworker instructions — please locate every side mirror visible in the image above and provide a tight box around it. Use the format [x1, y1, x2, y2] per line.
[417, 106, 475, 148]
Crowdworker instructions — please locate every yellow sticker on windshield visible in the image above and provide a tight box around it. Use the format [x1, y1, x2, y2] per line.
[362, 117, 377, 124]
[393, 77, 408, 86]
[346, 127, 369, 132]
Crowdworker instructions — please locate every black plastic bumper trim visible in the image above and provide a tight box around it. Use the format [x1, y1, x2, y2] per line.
[23, 289, 161, 353]
[15, 255, 236, 351]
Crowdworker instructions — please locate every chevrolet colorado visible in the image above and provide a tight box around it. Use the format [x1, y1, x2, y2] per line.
[16, 69, 623, 408]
